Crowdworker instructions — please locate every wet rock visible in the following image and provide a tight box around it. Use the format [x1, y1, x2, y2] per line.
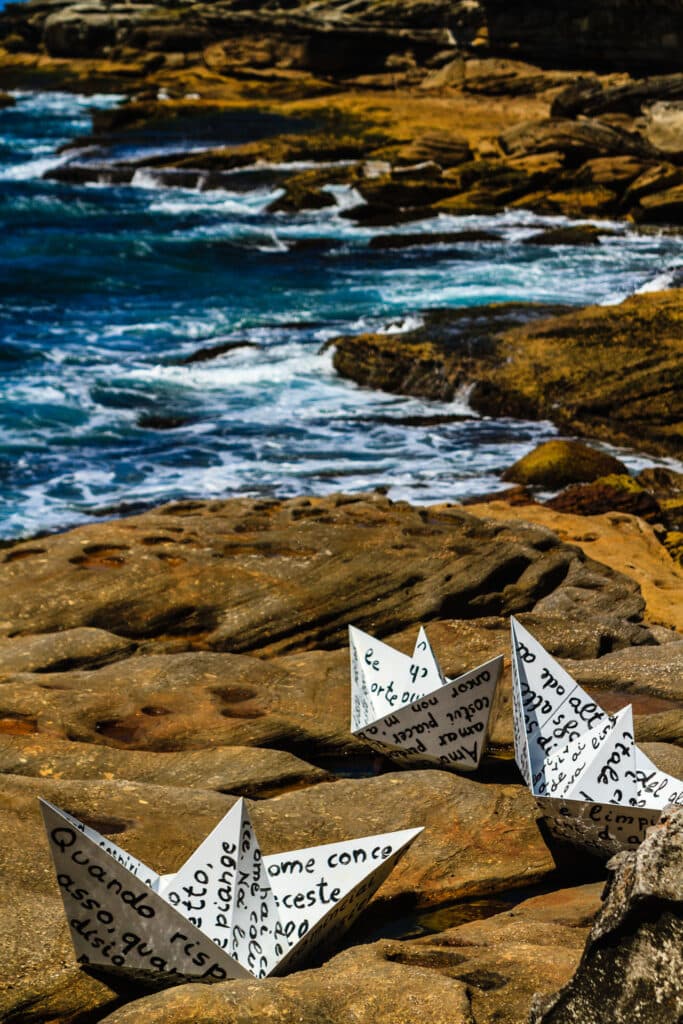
[546, 474, 663, 522]
[358, 175, 458, 208]
[472, 290, 683, 458]
[368, 229, 500, 249]
[0, 92, 14, 107]
[521, 225, 604, 246]
[334, 291, 683, 458]
[502, 441, 627, 489]
[530, 807, 683, 1024]
[340, 202, 434, 226]
[438, 152, 566, 214]
[177, 340, 258, 365]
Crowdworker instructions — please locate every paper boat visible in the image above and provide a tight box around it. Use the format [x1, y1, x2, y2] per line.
[510, 616, 683, 856]
[349, 624, 503, 771]
[40, 796, 421, 982]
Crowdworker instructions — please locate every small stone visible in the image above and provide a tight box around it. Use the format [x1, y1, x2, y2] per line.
[502, 441, 627, 489]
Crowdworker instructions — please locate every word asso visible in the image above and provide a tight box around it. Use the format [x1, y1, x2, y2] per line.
[510, 616, 683, 856]
[349, 624, 503, 771]
[41, 797, 422, 982]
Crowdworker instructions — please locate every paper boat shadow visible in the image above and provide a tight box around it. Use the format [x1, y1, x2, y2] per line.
[510, 616, 683, 857]
[41, 796, 421, 983]
[349, 624, 503, 772]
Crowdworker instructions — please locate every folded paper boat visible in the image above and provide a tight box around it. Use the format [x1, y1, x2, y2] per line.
[510, 616, 683, 856]
[40, 796, 421, 982]
[349, 624, 503, 771]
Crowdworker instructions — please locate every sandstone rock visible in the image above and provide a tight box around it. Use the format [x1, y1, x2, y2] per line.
[96, 940, 474, 1024]
[510, 186, 618, 218]
[438, 152, 566, 213]
[566, 642, 683, 705]
[333, 292, 683, 458]
[0, 769, 558, 1021]
[643, 100, 683, 157]
[530, 807, 683, 1024]
[546, 474, 663, 522]
[502, 441, 627, 488]
[0, 627, 135, 676]
[499, 118, 651, 164]
[457, 502, 683, 635]
[405, 882, 604, 1024]
[571, 155, 646, 190]
[552, 73, 683, 119]
[623, 162, 682, 205]
[636, 183, 683, 224]
[0, 494, 647, 656]
[472, 291, 683, 458]
[0, 734, 329, 796]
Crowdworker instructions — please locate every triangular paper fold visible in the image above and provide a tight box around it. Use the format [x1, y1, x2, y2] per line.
[41, 796, 422, 982]
[510, 617, 683, 856]
[349, 624, 503, 771]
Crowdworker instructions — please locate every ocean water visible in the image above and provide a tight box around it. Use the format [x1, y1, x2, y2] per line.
[2, 89, 683, 539]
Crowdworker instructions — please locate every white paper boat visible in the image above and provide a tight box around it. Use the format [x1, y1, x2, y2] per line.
[349, 624, 503, 771]
[40, 796, 422, 982]
[510, 616, 683, 856]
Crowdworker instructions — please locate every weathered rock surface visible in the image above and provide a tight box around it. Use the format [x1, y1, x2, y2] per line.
[530, 807, 683, 1023]
[0, 493, 646, 652]
[460, 501, 683, 635]
[333, 291, 683, 458]
[0, 734, 329, 796]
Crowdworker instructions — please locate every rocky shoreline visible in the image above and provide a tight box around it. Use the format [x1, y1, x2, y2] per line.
[0, 491, 682, 1022]
[1, 2, 683, 226]
[1, 4, 682, 1021]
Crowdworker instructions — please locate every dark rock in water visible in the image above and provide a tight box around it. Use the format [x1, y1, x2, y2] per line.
[137, 413, 192, 430]
[178, 340, 258, 365]
[530, 806, 683, 1024]
[369, 229, 500, 249]
[502, 440, 627, 488]
[0, 92, 14, 108]
[340, 203, 435, 226]
[358, 175, 458, 208]
[268, 185, 336, 213]
[546, 474, 664, 522]
[44, 163, 136, 185]
[522, 225, 603, 245]
[289, 237, 337, 252]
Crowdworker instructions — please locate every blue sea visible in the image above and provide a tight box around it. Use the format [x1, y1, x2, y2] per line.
[1, 89, 682, 539]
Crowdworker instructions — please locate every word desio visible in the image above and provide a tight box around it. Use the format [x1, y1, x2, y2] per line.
[510, 616, 683, 857]
[41, 797, 422, 982]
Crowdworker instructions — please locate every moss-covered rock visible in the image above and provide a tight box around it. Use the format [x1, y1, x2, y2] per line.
[502, 441, 627, 489]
